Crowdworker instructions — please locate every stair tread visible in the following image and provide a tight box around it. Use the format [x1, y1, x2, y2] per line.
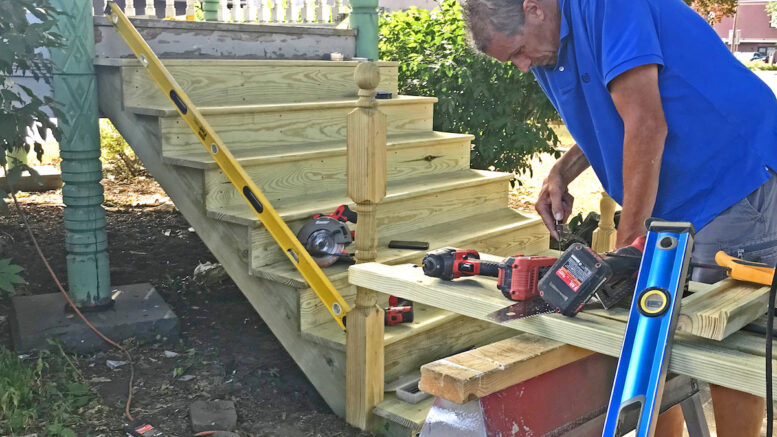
[301, 304, 465, 351]
[253, 207, 539, 289]
[163, 131, 474, 169]
[206, 169, 513, 226]
[373, 392, 434, 432]
[127, 94, 437, 117]
[97, 58, 399, 67]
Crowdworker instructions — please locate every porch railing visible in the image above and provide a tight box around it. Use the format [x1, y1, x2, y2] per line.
[92, 0, 348, 24]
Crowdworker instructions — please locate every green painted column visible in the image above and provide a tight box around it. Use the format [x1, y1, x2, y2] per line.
[202, 0, 219, 21]
[50, 0, 112, 308]
[349, 0, 379, 60]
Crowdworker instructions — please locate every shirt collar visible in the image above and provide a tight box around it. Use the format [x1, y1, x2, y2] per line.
[558, 0, 571, 42]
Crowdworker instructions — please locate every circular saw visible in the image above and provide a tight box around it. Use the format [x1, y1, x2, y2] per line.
[296, 205, 357, 267]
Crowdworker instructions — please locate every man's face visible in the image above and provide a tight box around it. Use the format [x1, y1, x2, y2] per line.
[483, 0, 561, 73]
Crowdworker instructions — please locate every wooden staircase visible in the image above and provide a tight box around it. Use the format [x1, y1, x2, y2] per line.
[95, 58, 548, 432]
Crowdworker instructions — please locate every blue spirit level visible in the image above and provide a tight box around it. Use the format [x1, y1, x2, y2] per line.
[602, 220, 694, 437]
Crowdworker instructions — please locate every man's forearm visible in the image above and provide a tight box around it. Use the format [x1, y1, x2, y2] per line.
[549, 144, 590, 185]
[618, 121, 666, 247]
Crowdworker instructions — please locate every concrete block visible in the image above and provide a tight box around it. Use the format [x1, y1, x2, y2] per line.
[9, 283, 179, 354]
[190, 400, 238, 433]
[0, 165, 63, 192]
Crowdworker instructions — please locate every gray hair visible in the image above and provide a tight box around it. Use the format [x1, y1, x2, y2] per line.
[461, 0, 526, 53]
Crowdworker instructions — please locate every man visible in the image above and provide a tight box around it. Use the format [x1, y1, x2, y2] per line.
[461, 0, 777, 435]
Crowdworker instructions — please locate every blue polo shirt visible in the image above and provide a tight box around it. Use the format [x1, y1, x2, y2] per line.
[531, 0, 777, 231]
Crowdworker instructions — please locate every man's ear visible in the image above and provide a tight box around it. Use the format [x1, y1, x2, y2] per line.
[523, 0, 545, 22]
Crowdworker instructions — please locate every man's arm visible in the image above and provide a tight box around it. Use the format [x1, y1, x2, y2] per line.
[535, 144, 590, 239]
[609, 64, 667, 247]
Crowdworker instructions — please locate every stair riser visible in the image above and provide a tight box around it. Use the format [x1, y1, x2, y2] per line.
[249, 178, 510, 269]
[384, 315, 515, 383]
[159, 100, 434, 156]
[203, 139, 472, 209]
[297, 220, 549, 331]
[122, 62, 399, 108]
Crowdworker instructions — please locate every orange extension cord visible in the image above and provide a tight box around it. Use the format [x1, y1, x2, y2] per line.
[9, 190, 136, 421]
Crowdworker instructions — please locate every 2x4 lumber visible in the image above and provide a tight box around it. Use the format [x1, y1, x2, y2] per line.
[155, 96, 435, 156]
[677, 278, 771, 340]
[418, 333, 594, 404]
[202, 134, 471, 208]
[163, 131, 474, 170]
[121, 60, 399, 108]
[347, 262, 777, 398]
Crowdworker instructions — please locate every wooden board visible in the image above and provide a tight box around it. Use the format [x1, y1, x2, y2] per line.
[156, 96, 435, 156]
[202, 134, 471, 208]
[295, 208, 546, 330]
[677, 278, 770, 340]
[348, 262, 777, 398]
[164, 131, 474, 169]
[241, 170, 513, 268]
[419, 333, 594, 404]
[121, 60, 400, 108]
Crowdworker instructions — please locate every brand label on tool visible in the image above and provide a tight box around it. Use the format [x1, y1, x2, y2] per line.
[555, 254, 592, 292]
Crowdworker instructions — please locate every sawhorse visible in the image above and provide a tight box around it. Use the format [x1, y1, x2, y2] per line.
[417, 334, 710, 437]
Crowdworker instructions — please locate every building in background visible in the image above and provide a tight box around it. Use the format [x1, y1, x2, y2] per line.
[713, 0, 777, 58]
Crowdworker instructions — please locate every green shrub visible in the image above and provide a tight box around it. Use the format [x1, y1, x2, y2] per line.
[378, 0, 560, 174]
[100, 118, 145, 180]
[746, 60, 777, 71]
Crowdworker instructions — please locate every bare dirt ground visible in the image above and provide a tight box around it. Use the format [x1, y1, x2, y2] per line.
[0, 178, 371, 437]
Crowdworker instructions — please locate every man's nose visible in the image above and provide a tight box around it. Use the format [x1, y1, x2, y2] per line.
[511, 56, 531, 73]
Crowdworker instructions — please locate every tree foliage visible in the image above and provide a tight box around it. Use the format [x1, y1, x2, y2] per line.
[685, 0, 738, 25]
[378, 0, 560, 174]
[0, 0, 63, 205]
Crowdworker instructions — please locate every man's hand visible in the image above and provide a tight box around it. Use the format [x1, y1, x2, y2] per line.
[535, 144, 591, 239]
[536, 172, 574, 240]
[609, 64, 667, 248]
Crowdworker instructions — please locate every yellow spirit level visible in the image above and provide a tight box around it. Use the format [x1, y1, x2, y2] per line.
[105, 2, 350, 329]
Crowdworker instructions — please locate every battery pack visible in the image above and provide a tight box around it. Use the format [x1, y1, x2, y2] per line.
[538, 243, 612, 316]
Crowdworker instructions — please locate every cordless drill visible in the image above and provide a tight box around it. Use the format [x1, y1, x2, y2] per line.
[421, 247, 501, 280]
[421, 247, 554, 301]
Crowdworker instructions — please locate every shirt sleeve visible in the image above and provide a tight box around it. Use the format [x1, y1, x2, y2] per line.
[590, 0, 665, 86]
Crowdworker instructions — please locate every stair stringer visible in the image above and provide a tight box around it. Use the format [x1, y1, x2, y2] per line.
[96, 65, 349, 415]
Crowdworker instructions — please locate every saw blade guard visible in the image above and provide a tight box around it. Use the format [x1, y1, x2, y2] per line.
[296, 217, 353, 267]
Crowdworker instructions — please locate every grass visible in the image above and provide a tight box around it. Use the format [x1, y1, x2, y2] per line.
[0, 343, 92, 436]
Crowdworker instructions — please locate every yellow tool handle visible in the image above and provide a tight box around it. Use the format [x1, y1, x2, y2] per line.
[715, 250, 776, 286]
[105, 2, 350, 329]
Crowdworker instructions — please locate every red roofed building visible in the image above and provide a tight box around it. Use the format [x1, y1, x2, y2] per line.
[713, 0, 777, 56]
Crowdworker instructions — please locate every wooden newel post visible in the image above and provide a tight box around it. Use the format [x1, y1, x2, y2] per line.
[591, 191, 617, 252]
[345, 62, 387, 429]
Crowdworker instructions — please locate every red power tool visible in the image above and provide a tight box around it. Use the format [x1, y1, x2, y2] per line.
[296, 205, 358, 267]
[497, 255, 558, 301]
[421, 247, 553, 301]
[421, 247, 501, 281]
[385, 295, 414, 326]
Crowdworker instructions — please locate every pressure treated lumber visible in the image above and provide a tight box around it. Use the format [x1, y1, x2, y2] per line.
[202, 135, 470, 207]
[419, 333, 595, 404]
[345, 62, 385, 429]
[676, 278, 770, 340]
[348, 261, 777, 398]
[119, 59, 399, 108]
[153, 96, 435, 155]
